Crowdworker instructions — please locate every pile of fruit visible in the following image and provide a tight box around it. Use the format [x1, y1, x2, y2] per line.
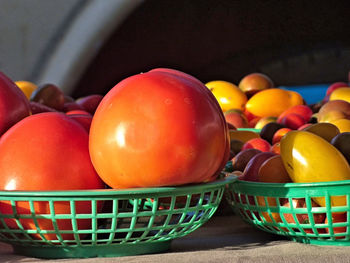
[206, 72, 350, 232]
[2, 65, 350, 242]
[0, 69, 230, 241]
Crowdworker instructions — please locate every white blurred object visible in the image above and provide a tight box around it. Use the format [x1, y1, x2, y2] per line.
[0, 0, 143, 94]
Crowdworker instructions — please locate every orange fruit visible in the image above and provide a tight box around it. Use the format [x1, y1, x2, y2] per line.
[329, 118, 350, 133]
[15, 80, 37, 100]
[245, 88, 304, 117]
[329, 87, 350, 103]
[206, 80, 247, 112]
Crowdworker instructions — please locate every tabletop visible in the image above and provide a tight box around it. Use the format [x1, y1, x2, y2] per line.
[2, 210, 350, 263]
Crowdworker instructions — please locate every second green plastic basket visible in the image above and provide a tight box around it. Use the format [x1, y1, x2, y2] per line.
[227, 175, 350, 246]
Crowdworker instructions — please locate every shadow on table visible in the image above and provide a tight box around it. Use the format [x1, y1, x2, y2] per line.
[171, 215, 290, 252]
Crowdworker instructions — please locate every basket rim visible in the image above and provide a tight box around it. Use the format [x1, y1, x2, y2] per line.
[230, 174, 350, 188]
[0, 175, 236, 197]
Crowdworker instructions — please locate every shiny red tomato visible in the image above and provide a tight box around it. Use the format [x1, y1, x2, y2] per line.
[89, 69, 229, 188]
[0, 112, 105, 240]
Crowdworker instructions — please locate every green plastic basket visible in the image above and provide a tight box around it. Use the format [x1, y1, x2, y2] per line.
[226, 175, 350, 246]
[0, 176, 235, 259]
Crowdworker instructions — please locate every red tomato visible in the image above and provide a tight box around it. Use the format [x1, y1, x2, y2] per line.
[0, 112, 105, 240]
[282, 198, 325, 234]
[325, 212, 347, 238]
[0, 71, 31, 136]
[151, 68, 231, 181]
[89, 69, 229, 188]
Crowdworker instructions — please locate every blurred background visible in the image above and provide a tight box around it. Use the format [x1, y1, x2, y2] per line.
[0, 0, 349, 98]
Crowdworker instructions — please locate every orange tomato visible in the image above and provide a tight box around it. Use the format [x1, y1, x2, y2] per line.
[89, 68, 229, 188]
[245, 88, 304, 117]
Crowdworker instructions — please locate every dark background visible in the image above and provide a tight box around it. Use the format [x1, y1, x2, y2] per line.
[72, 0, 350, 97]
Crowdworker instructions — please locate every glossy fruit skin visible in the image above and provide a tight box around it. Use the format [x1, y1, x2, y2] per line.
[317, 100, 350, 122]
[277, 105, 313, 124]
[30, 83, 65, 111]
[151, 68, 231, 177]
[254, 116, 277, 130]
[0, 72, 31, 136]
[89, 69, 229, 188]
[331, 132, 350, 163]
[229, 129, 260, 143]
[302, 122, 340, 142]
[260, 122, 285, 144]
[0, 112, 105, 240]
[224, 111, 249, 128]
[68, 114, 93, 133]
[241, 152, 276, 182]
[280, 130, 350, 206]
[326, 82, 349, 97]
[241, 138, 271, 152]
[15, 80, 38, 99]
[329, 87, 350, 103]
[76, 94, 104, 115]
[62, 101, 85, 112]
[205, 80, 247, 112]
[238, 73, 274, 97]
[329, 118, 350, 133]
[258, 155, 291, 183]
[279, 113, 307, 130]
[272, 127, 292, 144]
[245, 88, 304, 117]
[231, 148, 262, 172]
[29, 101, 57, 114]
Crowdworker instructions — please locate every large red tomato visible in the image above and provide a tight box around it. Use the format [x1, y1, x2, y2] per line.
[0, 112, 105, 240]
[89, 68, 229, 189]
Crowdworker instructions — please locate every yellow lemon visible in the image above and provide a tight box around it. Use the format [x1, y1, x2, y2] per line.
[15, 80, 38, 99]
[205, 80, 247, 112]
[329, 87, 350, 103]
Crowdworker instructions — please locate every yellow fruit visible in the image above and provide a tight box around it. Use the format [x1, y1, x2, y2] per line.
[245, 88, 304, 117]
[302, 122, 340, 142]
[15, 80, 37, 100]
[205, 80, 247, 112]
[329, 118, 350, 133]
[329, 87, 350, 103]
[229, 129, 260, 143]
[280, 130, 350, 207]
[254, 116, 277, 130]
